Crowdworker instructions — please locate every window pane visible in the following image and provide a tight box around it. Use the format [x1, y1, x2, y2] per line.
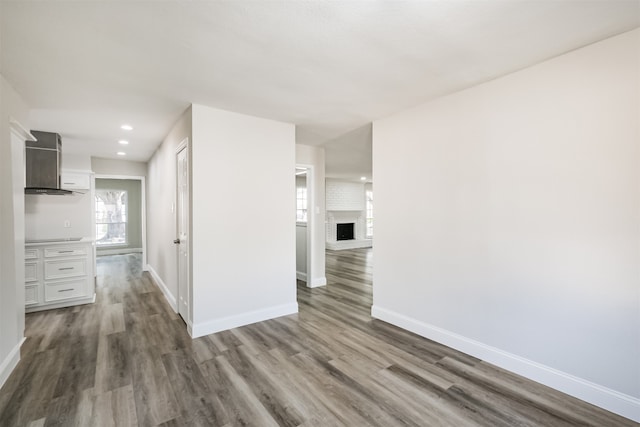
[296, 187, 307, 222]
[96, 189, 128, 246]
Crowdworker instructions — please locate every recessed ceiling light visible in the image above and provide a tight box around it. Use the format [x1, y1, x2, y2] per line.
[118, 140, 129, 145]
[360, 176, 367, 181]
[121, 124, 133, 131]
[117, 152, 126, 156]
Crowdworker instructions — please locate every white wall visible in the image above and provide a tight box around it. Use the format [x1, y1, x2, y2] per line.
[326, 179, 366, 211]
[61, 153, 92, 170]
[0, 74, 29, 389]
[91, 157, 147, 177]
[146, 107, 192, 311]
[190, 104, 297, 336]
[25, 190, 93, 241]
[296, 144, 327, 287]
[373, 29, 639, 421]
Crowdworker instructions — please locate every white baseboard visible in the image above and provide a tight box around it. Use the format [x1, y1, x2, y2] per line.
[297, 271, 326, 288]
[191, 302, 298, 338]
[146, 264, 177, 312]
[97, 248, 143, 256]
[326, 239, 372, 250]
[0, 337, 25, 390]
[309, 276, 327, 288]
[371, 305, 640, 423]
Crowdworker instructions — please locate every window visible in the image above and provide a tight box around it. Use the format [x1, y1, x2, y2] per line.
[297, 186, 307, 222]
[95, 189, 128, 246]
[366, 189, 373, 238]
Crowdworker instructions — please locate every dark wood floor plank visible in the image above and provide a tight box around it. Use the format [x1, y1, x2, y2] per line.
[162, 348, 226, 426]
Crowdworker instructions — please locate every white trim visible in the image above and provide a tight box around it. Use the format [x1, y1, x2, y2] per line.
[0, 337, 25, 389]
[296, 271, 307, 282]
[96, 248, 143, 256]
[309, 277, 327, 288]
[191, 303, 299, 338]
[326, 239, 373, 250]
[371, 305, 640, 423]
[176, 137, 188, 153]
[9, 117, 36, 141]
[146, 264, 177, 312]
[296, 163, 325, 288]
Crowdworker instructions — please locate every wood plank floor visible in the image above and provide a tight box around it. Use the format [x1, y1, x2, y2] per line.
[0, 249, 635, 426]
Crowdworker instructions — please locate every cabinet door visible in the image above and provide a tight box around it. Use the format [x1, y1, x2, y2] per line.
[25, 262, 38, 283]
[25, 248, 38, 259]
[25, 285, 40, 306]
[60, 173, 90, 190]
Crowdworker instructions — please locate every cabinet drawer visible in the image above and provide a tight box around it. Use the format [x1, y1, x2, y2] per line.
[25, 262, 38, 283]
[44, 246, 88, 258]
[25, 248, 39, 259]
[44, 258, 87, 280]
[44, 279, 86, 302]
[25, 285, 39, 306]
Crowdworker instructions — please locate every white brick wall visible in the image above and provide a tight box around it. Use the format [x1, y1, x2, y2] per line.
[325, 180, 371, 249]
[326, 180, 365, 211]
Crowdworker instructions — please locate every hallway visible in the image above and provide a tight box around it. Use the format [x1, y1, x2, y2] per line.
[0, 250, 634, 426]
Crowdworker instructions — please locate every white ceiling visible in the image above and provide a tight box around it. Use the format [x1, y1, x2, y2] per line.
[1, 1, 638, 164]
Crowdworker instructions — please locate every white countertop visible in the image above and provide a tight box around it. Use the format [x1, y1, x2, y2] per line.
[25, 237, 94, 246]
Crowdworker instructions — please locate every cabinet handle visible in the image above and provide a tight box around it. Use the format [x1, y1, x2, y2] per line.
[58, 267, 74, 271]
[58, 289, 74, 292]
[58, 250, 73, 253]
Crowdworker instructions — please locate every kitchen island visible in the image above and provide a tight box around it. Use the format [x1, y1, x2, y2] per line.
[24, 237, 96, 312]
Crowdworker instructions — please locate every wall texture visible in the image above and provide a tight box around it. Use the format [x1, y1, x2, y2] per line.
[373, 29, 639, 420]
[190, 104, 297, 336]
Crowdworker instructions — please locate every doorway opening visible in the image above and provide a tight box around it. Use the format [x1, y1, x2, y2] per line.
[94, 175, 147, 268]
[295, 166, 311, 284]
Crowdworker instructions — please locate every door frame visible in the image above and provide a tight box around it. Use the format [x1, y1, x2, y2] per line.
[296, 163, 317, 287]
[94, 174, 147, 269]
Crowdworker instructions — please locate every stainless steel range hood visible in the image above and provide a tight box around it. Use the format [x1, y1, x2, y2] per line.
[25, 130, 73, 195]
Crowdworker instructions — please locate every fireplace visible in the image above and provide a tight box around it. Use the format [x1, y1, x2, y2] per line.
[336, 223, 355, 241]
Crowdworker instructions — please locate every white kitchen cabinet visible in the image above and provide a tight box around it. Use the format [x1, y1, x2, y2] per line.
[60, 171, 91, 190]
[24, 239, 96, 312]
